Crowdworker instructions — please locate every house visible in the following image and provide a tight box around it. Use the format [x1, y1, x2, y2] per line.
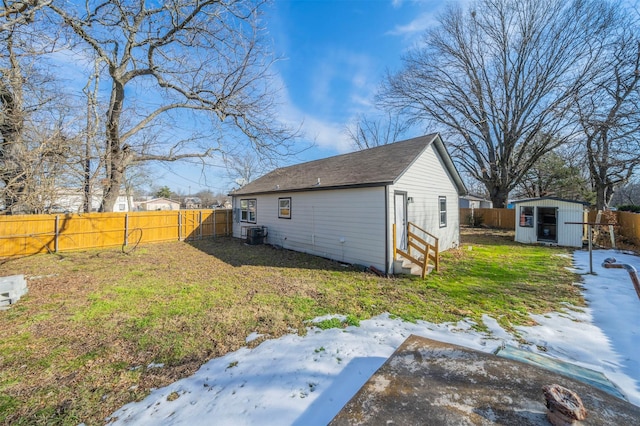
[230, 134, 467, 275]
[183, 197, 202, 209]
[459, 194, 493, 209]
[48, 189, 133, 213]
[137, 197, 181, 211]
[514, 197, 589, 247]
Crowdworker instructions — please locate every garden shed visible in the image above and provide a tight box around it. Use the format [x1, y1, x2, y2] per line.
[230, 134, 467, 275]
[514, 197, 589, 247]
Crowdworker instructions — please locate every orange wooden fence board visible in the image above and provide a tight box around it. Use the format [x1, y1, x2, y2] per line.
[0, 210, 232, 257]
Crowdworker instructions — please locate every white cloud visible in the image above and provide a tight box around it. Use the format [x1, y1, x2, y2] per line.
[303, 115, 353, 153]
[272, 73, 354, 154]
[387, 12, 435, 37]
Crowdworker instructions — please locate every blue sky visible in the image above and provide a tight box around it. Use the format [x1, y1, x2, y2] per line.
[159, 0, 451, 195]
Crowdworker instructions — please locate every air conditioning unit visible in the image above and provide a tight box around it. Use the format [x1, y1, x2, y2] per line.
[246, 226, 268, 245]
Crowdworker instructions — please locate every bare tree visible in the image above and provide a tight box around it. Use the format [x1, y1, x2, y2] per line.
[513, 150, 592, 201]
[574, 14, 640, 209]
[224, 151, 268, 187]
[610, 178, 640, 206]
[378, 0, 616, 208]
[1, 0, 81, 213]
[48, 0, 296, 212]
[0, 0, 52, 31]
[345, 112, 410, 150]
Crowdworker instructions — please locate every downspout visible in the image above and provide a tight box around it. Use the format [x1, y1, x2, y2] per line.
[384, 185, 389, 275]
[602, 258, 640, 300]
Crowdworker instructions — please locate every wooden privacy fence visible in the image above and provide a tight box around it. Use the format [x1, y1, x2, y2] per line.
[460, 208, 515, 229]
[616, 211, 640, 244]
[587, 209, 640, 246]
[0, 209, 232, 258]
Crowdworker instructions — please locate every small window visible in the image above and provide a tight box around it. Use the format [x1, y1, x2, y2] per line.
[240, 198, 257, 223]
[519, 206, 534, 227]
[118, 203, 126, 211]
[278, 197, 291, 219]
[439, 196, 447, 227]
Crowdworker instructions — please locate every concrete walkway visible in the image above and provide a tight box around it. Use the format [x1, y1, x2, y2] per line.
[330, 335, 640, 425]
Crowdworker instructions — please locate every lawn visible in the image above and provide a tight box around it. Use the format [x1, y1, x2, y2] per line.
[0, 228, 583, 425]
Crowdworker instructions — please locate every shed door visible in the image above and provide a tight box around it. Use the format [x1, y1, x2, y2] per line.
[537, 207, 558, 242]
[395, 192, 407, 250]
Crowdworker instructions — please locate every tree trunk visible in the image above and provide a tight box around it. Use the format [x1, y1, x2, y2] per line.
[488, 185, 510, 209]
[0, 31, 27, 212]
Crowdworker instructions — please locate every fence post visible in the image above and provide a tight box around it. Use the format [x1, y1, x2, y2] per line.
[213, 209, 217, 238]
[124, 213, 129, 247]
[55, 215, 59, 253]
[199, 210, 203, 240]
[178, 211, 182, 241]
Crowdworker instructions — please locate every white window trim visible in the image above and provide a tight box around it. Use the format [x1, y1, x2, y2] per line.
[519, 206, 534, 228]
[278, 197, 291, 219]
[439, 196, 447, 228]
[240, 198, 257, 223]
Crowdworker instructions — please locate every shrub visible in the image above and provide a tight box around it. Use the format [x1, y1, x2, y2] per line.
[466, 213, 484, 227]
[617, 205, 640, 213]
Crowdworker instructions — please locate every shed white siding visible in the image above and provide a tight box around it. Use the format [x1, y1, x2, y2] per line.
[514, 199, 586, 247]
[388, 143, 461, 255]
[232, 187, 386, 270]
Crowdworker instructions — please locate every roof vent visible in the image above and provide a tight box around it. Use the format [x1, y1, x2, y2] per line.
[313, 178, 321, 186]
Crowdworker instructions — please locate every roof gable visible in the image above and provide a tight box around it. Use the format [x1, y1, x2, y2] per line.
[232, 134, 466, 196]
[144, 197, 180, 205]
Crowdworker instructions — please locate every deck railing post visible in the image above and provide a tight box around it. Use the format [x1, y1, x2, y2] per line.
[393, 223, 397, 260]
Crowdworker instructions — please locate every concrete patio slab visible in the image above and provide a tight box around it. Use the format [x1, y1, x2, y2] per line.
[330, 335, 639, 425]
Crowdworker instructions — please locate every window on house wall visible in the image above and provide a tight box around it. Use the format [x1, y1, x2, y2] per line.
[439, 196, 447, 227]
[278, 197, 291, 219]
[240, 199, 257, 223]
[118, 204, 126, 211]
[519, 206, 534, 227]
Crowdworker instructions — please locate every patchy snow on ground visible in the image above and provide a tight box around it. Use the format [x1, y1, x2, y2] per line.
[108, 249, 640, 425]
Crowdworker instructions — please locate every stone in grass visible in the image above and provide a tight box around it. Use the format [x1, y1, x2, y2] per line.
[542, 384, 587, 426]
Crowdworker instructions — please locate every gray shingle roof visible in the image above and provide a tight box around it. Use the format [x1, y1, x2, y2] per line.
[231, 134, 466, 196]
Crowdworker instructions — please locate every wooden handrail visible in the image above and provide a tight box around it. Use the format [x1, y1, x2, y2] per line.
[394, 221, 440, 277]
[408, 222, 439, 244]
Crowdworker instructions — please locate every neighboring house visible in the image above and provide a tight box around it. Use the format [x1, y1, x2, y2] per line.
[514, 197, 588, 247]
[137, 197, 181, 211]
[230, 134, 467, 275]
[48, 189, 133, 213]
[459, 194, 493, 209]
[183, 197, 202, 209]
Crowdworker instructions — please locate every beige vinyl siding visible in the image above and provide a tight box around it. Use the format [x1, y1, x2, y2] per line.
[388, 143, 461, 253]
[514, 199, 586, 247]
[233, 187, 386, 270]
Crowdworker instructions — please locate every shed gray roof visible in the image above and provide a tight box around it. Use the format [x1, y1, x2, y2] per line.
[231, 134, 466, 196]
[512, 196, 590, 206]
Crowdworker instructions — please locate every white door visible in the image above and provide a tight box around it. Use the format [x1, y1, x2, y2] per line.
[395, 192, 407, 250]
